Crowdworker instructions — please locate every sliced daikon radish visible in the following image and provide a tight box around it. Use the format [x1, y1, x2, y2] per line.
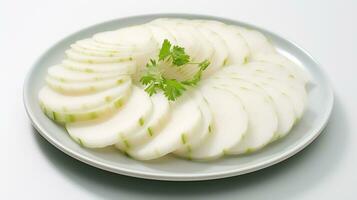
[151, 19, 198, 59]
[185, 86, 248, 160]
[176, 23, 215, 79]
[127, 93, 203, 160]
[62, 59, 137, 74]
[45, 75, 129, 95]
[75, 38, 137, 53]
[71, 42, 156, 59]
[66, 86, 152, 148]
[39, 78, 131, 113]
[174, 90, 213, 157]
[251, 53, 311, 83]
[115, 92, 170, 150]
[229, 26, 275, 56]
[149, 19, 199, 80]
[207, 78, 278, 154]
[70, 44, 133, 57]
[253, 76, 306, 119]
[213, 72, 296, 139]
[223, 62, 306, 95]
[65, 49, 133, 63]
[139, 24, 181, 80]
[93, 25, 154, 47]
[244, 61, 305, 85]
[194, 25, 229, 76]
[39, 84, 131, 123]
[146, 24, 177, 46]
[198, 20, 250, 65]
[48, 65, 127, 82]
[220, 65, 307, 119]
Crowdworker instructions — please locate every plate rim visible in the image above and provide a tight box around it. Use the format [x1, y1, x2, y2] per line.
[23, 13, 334, 181]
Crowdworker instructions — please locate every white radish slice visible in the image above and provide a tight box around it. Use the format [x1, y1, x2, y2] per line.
[213, 72, 296, 139]
[66, 86, 152, 148]
[138, 24, 179, 80]
[176, 23, 215, 80]
[115, 92, 170, 150]
[151, 19, 198, 59]
[195, 25, 229, 76]
[65, 49, 133, 63]
[127, 93, 203, 160]
[229, 26, 275, 56]
[254, 76, 306, 119]
[62, 59, 137, 74]
[174, 90, 213, 157]
[220, 65, 307, 119]
[186, 86, 248, 160]
[244, 61, 305, 85]
[146, 24, 177, 46]
[39, 84, 131, 123]
[48, 65, 127, 82]
[45, 75, 129, 95]
[93, 25, 153, 46]
[70, 44, 133, 57]
[39, 79, 131, 113]
[251, 53, 311, 83]
[148, 19, 199, 80]
[198, 20, 250, 65]
[75, 38, 137, 53]
[70, 42, 156, 59]
[207, 78, 279, 153]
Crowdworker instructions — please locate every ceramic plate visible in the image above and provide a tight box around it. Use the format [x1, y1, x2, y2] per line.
[23, 14, 333, 181]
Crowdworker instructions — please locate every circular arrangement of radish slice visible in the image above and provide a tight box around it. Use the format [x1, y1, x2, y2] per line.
[38, 18, 310, 161]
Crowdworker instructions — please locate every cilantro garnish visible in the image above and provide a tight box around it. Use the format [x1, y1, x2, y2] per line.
[140, 39, 210, 101]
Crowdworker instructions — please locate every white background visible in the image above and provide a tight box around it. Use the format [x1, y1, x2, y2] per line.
[1, 0, 356, 199]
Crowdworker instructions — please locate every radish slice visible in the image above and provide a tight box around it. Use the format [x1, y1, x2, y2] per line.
[185, 86, 248, 160]
[66, 86, 153, 148]
[127, 93, 203, 160]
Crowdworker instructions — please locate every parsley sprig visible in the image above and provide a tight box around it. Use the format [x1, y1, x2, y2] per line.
[140, 39, 210, 101]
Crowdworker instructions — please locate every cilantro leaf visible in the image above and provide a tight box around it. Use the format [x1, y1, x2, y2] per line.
[158, 39, 172, 61]
[162, 79, 186, 101]
[171, 45, 190, 66]
[140, 39, 210, 101]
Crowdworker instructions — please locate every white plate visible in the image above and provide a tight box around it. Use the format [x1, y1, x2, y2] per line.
[23, 14, 333, 181]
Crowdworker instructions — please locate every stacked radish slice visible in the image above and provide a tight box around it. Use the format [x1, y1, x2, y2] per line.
[38, 18, 310, 160]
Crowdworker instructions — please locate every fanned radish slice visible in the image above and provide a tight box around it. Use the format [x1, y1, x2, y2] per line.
[93, 25, 153, 46]
[66, 86, 153, 148]
[214, 72, 296, 139]
[185, 86, 248, 160]
[207, 78, 278, 154]
[220, 65, 307, 119]
[251, 53, 311, 83]
[195, 25, 229, 76]
[48, 65, 127, 82]
[75, 39, 137, 53]
[229, 26, 275, 56]
[148, 19, 200, 81]
[177, 23, 215, 79]
[46, 75, 129, 95]
[39, 84, 131, 123]
[115, 92, 170, 150]
[174, 90, 213, 157]
[127, 93, 203, 160]
[65, 49, 133, 63]
[62, 59, 137, 74]
[39, 79, 131, 113]
[198, 20, 250, 65]
[151, 19, 198, 59]
[146, 24, 177, 46]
